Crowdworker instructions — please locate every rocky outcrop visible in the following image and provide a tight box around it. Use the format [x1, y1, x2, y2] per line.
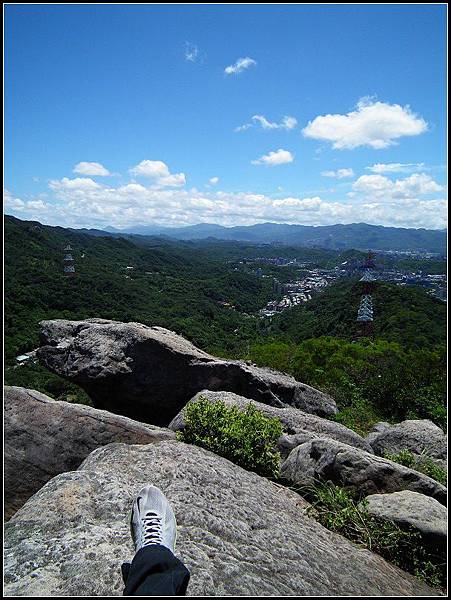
[4, 441, 439, 596]
[363, 491, 447, 556]
[367, 420, 447, 468]
[169, 390, 373, 455]
[4, 386, 175, 520]
[280, 438, 447, 504]
[37, 319, 337, 425]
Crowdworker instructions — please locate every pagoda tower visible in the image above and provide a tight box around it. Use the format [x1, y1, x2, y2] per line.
[63, 244, 75, 276]
[356, 251, 376, 337]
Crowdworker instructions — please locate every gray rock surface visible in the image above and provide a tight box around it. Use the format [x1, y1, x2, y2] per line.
[4, 441, 439, 596]
[281, 438, 447, 505]
[367, 420, 447, 468]
[169, 390, 373, 455]
[363, 491, 447, 556]
[37, 319, 337, 425]
[4, 386, 175, 520]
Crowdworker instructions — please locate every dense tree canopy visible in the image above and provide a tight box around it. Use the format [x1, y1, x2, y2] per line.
[5, 215, 447, 432]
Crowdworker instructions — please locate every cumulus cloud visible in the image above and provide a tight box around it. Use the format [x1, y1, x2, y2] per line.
[6, 159, 447, 232]
[251, 149, 294, 166]
[366, 162, 426, 174]
[302, 98, 428, 149]
[4, 189, 50, 216]
[4, 189, 25, 211]
[224, 57, 257, 75]
[235, 114, 297, 132]
[5, 174, 447, 231]
[49, 177, 102, 191]
[73, 162, 111, 176]
[129, 160, 186, 187]
[352, 173, 443, 199]
[321, 168, 354, 179]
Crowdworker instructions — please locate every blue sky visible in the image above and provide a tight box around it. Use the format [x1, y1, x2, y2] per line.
[4, 4, 447, 230]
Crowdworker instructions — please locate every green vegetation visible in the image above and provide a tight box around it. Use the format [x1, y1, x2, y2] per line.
[270, 278, 446, 350]
[4, 216, 446, 431]
[176, 397, 282, 478]
[247, 337, 446, 433]
[5, 362, 92, 405]
[384, 449, 447, 486]
[4, 215, 277, 363]
[294, 481, 446, 589]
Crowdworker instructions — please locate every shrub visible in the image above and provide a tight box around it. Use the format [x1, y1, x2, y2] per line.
[384, 449, 447, 486]
[176, 396, 282, 478]
[294, 480, 445, 590]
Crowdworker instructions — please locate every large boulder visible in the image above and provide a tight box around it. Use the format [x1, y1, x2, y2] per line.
[281, 438, 447, 505]
[363, 491, 447, 557]
[4, 386, 175, 520]
[4, 441, 439, 596]
[169, 390, 373, 455]
[367, 420, 447, 468]
[37, 319, 337, 425]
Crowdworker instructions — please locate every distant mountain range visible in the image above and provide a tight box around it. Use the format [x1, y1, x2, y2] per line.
[102, 222, 447, 254]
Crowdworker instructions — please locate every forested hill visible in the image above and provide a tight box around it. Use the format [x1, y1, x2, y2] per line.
[108, 221, 447, 254]
[5, 215, 447, 431]
[5, 215, 446, 360]
[270, 278, 447, 349]
[4, 215, 278, 361]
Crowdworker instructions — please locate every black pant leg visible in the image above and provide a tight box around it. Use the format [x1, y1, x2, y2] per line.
[122, 545, 190, 596]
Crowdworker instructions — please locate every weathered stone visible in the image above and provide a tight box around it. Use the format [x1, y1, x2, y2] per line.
[169, 390, 373, 455]
[363, 491, 447, 556]
[4, 386, 175, 520]
[281, 438, 447, 505]
[366, 421, 391, 446]
[367, 420, 447, 468]
[37, 319, 337, 425]
[4, 442, 439, 596]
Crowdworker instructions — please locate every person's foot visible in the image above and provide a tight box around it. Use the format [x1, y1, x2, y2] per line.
[130, 485, 177, 553]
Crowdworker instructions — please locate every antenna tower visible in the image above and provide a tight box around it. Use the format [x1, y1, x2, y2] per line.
[63, 244, 76, 277]
[356, 251, 376, 337]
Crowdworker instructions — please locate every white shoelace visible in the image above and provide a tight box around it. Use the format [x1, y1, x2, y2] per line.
[141, 512, 163, 546]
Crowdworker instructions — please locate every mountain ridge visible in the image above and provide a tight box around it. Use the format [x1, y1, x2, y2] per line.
[77, 221, 449, 253]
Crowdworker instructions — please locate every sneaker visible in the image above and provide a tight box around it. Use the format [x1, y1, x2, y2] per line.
[130, 485, 177, 553]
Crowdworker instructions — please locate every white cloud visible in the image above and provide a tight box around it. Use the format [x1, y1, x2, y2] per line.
[129, 160, 186, 187]
[302, 98, 428, 149]
[353, 173, 443, 199]
[4, 189, 51, 216]
[251, 149, 294, 167]
[321, 168, 354, 179]
[234, 123, 253, 133]
[366, 162, 426, 174]
[4, 189, 25, 211]
[6, 177, 447, 231]
[184, 42, 199, 63]
[49, 177, 102, 191]
[224, 57, 257, 75]
[236, 114, 297, 132]
[73, 162, 111, 176]
[7, 159, 447, 232]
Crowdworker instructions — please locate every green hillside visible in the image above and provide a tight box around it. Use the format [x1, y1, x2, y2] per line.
[4, 216, 446, 432]
[4, 215, 275, 362]
[270, 278, 446, 349]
